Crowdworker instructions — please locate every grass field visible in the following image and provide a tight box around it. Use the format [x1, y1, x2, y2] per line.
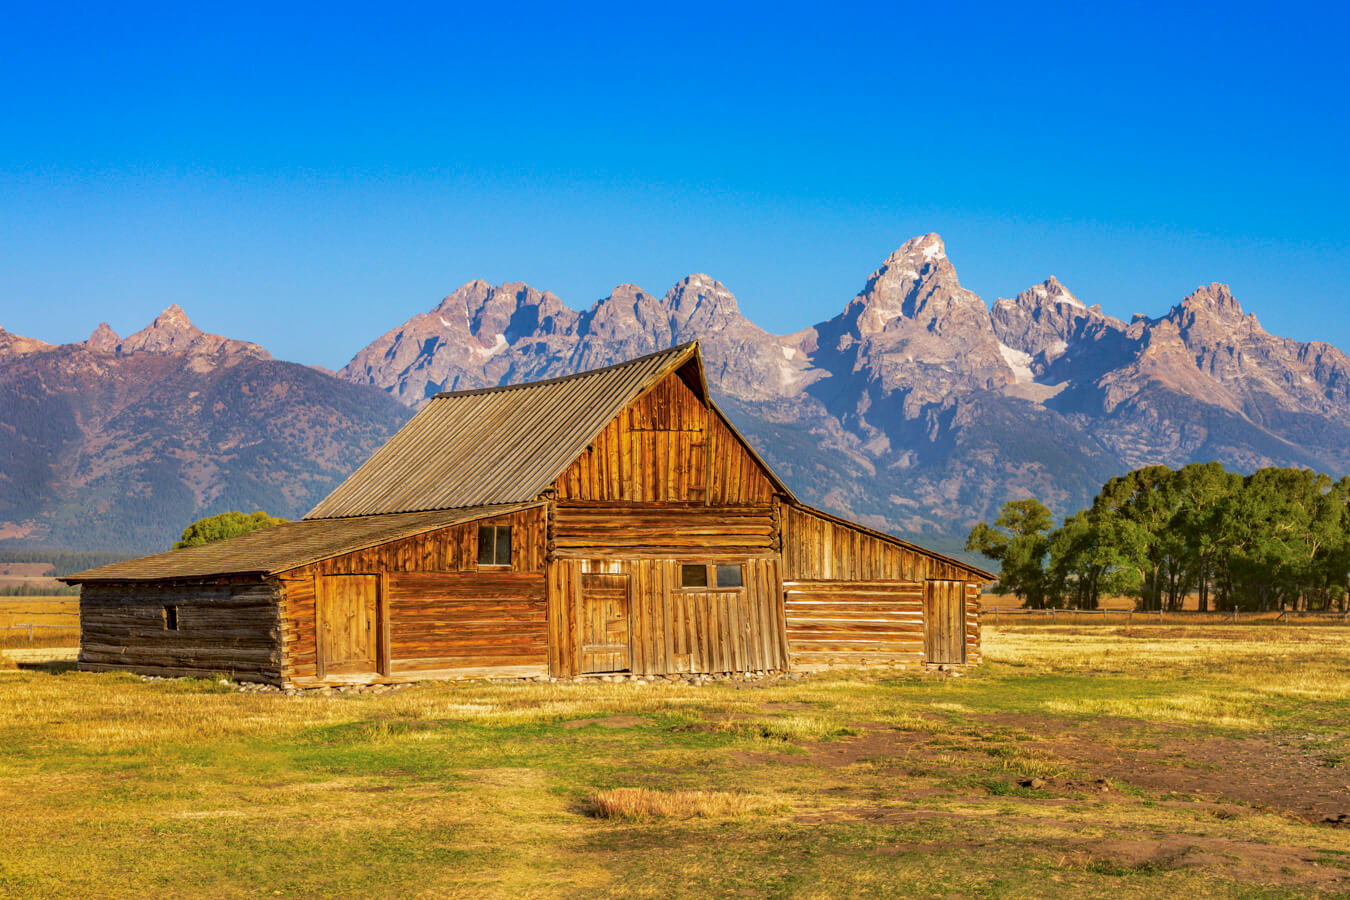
[2, 626, 1349, 898]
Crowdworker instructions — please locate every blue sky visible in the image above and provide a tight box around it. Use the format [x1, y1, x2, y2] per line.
[2, 1, 1347, 367]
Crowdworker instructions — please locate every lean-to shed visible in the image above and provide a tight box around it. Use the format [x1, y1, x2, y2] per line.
[65, 343, 993, 685]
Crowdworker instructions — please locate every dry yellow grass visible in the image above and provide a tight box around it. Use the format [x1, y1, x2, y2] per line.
[2, 626, 1349, 897]
[587, 787, 781, 820]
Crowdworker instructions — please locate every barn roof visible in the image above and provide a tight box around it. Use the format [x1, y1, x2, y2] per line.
[304, 341, 794, 519]
[789, 502, 997, 581]
[62, 503, 538, 583]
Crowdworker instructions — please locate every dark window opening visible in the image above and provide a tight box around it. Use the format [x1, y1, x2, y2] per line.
[715, 564, 743, 588]
[162, 605, 179, 631]
[477, 524, 512, 566]
[680, 564, 708, 588]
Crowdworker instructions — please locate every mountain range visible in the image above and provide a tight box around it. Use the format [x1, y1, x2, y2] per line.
[5, 233, 1349, 552]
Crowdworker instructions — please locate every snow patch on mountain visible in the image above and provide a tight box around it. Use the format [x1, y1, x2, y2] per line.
[998, 342, 1035, 383]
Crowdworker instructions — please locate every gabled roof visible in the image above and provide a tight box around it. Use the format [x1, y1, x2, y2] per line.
[789, 502, 997, 581]
[63, 503, 538, 583]
[304, 341, 793, 519]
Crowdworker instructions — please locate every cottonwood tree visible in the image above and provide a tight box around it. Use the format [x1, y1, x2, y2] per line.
[965, 498, 1054, 608]
[173, 510, 287, 549]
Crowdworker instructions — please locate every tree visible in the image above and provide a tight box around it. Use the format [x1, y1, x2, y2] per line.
[1045, 510, 1137, 609]
[1171, 462, 1240, 612]
[174, 511, 287, 549]
[966, 498, 1054, 608]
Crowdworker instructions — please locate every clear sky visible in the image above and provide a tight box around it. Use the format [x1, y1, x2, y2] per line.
[2, 1, 1347, 367]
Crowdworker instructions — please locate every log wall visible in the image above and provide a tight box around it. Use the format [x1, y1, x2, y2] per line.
[551, 502, 777, 559]
[547, 556, 786, 678]
[554, 371, 777, 505]
[279, 507, 547, 684]
[79, 580, 282, 683]
[784, 579, 924, 669]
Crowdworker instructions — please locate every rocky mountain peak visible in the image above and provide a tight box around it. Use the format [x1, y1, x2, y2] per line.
[114, 306, 270, 361]
[0, 326, 54, 360]
[1175, 283, 1246, 320]
[888, 232, 948, 267]
[664, 274, 743, 331]
[118, 305, 203, 354]
[1035, 275, 1084, 309]
[845, 233, 984, 337]
[85, 322, 120, 353]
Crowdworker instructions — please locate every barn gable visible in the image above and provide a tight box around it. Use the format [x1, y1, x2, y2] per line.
[553, 364, 780, 505]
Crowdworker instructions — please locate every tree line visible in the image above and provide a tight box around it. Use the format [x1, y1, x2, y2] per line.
[966, 463, 1350, 612]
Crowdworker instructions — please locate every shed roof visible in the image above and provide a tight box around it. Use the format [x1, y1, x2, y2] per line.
[62, 503, 538, 583]
[304, 341, 793, 519]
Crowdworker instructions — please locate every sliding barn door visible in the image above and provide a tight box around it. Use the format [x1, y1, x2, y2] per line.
[923, 579, 967, 665]
[579, 573, 631, 674]
[316, 574, 379, 676]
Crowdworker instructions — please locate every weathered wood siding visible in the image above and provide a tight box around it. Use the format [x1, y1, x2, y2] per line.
[387, 572, 546, 676]
[279, 507, 548, 684]
[551, 502, 777, 559]
[782, 505, 974, 582]
[79, 580, 282, 682]
[554, 371, 777, 505]
[966, 582, 982, 666]
[783, 579, 924, 669]
[781, 505, 986, 668]
[286, 507, 545, 578]
[547, 556, 786, 677]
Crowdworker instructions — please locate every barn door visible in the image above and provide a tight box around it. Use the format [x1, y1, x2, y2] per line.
[316, 574, 379, 677]
[924, 580, 967, 665]
[579, 574, 630, 674]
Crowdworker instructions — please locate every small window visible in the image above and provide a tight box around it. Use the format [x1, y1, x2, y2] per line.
[477, 525, 512, 566]
[715, 565, 743, 588]
[162, 605, 179, 631]
[680, 564, 708, 588]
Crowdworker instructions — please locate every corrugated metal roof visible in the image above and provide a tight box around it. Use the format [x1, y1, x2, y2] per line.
[62, 503, 538, 582]
[304, 341, 795, 519]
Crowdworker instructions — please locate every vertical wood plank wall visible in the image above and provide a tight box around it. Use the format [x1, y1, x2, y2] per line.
[554, 370, 777, 505]
[782, 505, 985, 669]
[78, 580, 283, 682]
[278, 507, 548, 684]
[548, 556, 785, 677]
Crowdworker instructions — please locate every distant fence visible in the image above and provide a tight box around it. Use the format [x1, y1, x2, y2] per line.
[0, 599, 78, 629]
[984, 607, 1350, 625]
[2, 623, 78, 643]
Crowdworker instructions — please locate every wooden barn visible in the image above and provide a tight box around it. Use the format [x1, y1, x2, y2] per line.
[64, 343, 992, 686]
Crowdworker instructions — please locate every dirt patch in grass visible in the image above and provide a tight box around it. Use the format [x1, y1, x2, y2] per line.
[788, 711, 1350, 826]
[561, 715, 648, 730]
[976, 712, 1350, 824]
[1081, 833, 1349, 887]
[790, 801, 1350, 888]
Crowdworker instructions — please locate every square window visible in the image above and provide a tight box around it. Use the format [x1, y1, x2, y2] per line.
[162, 605, 179, 631]
[478, 525, 512, 566]
[715, 565, 743, 588]
[680, 564, 708, 588]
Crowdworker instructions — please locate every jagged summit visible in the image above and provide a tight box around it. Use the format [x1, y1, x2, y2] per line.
[1174, 283, 1248, 321]
[85, 322, 120, 352]
[1034, 275, 1084, 309]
